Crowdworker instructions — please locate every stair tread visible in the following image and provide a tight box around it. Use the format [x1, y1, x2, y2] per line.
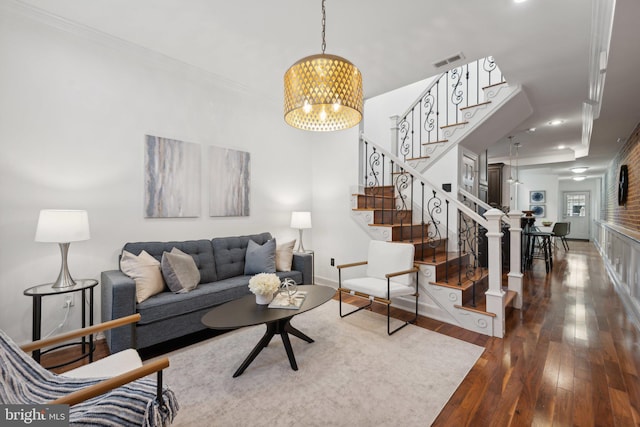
[429, 269, 489, 291]
[406, 155, 430, 161]
[459, 101, 492, 111]
[453, 286, 515, 317]
[422, 139, 449, 145]
[414, 251, 465, 265]
[440, 121, 469, 129]
[353, 193, 396, 199]
[368, 223, 421, 228]
[482, 81, 507, 90]
[504, 290, 517, 307]
[352, 208, 411, 212]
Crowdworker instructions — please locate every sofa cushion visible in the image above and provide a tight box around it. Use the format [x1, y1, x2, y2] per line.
[244, 238, 276, 275]
[275, 239, 296, 272]
[136, 270, 304, 325]
[120, 250, 165, 303]
[161, 248, 200, 293]
[211, 232, 272, 280]
[123, 239, 217, 283]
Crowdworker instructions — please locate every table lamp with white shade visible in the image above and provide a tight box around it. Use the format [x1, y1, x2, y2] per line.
[35, 209, 90, 288]
[290, 211, 311, 253]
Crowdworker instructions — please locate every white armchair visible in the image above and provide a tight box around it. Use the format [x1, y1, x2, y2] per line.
[337, 240, 419, 335]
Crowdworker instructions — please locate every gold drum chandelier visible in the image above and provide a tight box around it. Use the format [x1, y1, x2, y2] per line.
[284, 0, 363, 132]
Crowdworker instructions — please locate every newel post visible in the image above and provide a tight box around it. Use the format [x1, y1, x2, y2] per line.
[484, 208, 506, 338]
[507, 210, 523, 309]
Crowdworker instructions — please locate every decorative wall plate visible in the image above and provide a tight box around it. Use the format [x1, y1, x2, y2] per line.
[619, 165, 628, 206]
[530, 191, 545, 203]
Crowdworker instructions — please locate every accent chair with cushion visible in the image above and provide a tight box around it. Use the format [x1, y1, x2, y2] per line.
[337, 240, 419, 335]
[0, 314, 178, 426]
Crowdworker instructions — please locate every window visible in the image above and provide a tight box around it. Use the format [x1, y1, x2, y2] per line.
[566, 193, 586, 217]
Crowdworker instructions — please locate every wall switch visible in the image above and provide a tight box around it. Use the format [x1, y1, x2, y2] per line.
[330, 258, 335, 266]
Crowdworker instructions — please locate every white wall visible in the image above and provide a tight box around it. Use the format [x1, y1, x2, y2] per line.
[310, 127, 370, 284]
[0, 5, 314, 344]
[514, 169, 601, 237]
[515, 170, 560, 223]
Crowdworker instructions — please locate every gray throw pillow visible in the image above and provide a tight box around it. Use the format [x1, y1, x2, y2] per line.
[161, 248, 201, 293]
[244, 238, 276, 275]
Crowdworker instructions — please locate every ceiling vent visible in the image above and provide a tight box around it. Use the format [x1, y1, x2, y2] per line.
[433, 52, 466, 69]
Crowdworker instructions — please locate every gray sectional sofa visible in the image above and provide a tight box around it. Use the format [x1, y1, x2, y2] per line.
[101, 232, 312, 353]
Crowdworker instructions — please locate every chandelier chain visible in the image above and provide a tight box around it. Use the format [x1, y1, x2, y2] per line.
[321, 0, 326, 53]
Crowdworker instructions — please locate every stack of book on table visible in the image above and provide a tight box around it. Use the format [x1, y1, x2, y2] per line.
[268, 291, 307, 309]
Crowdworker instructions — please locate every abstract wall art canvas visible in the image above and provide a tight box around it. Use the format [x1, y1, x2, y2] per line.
[144, 135, 201, 218]
[209, 146, 250, 217]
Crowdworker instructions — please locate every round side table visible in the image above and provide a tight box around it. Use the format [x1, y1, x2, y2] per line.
[23, 279, 98, 368]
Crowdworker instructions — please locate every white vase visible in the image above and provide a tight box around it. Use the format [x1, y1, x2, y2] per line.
[255, 293, 273, 305]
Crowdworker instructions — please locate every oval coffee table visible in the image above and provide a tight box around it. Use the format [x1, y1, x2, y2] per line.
[201, 284, 335, 377]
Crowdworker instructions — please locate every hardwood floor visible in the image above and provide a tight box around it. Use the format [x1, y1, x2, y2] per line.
[43, 241, 639, 426]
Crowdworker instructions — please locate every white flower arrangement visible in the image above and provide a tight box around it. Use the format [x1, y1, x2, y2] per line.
[248, 273, 280, 296]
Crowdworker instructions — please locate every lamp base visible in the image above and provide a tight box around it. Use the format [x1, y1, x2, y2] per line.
[295, 229, 306, 253]
[51, 242, 78, 289]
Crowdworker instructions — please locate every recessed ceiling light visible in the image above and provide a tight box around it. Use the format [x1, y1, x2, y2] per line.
[573, 176, 586, 181]
[548, 119, 565, 126]
[514, 0, 527, 3]
[571, 167, 588, 173]
[558, 145, 566, 149]
[528, 127, 536, 132]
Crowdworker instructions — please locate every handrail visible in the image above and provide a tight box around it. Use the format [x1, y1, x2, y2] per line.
[397, 72, 446, 123]
[360, 134, 488, 228]
[394, 56, 505, 165]
[458, 188, 509, 225]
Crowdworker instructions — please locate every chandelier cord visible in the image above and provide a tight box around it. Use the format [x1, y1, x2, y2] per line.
[321, 0, 326, 54]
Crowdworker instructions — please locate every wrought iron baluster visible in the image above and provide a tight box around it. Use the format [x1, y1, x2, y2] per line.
[426, 190, 442, 263]
[476, 60, 480, 105]
[410, 174, 414, 242]
[445, 200, 449, 283]
[457, 209, 462, 286]
[411, 107, 415, 159]
[421, 182, 425, 261]
[364, 141, 368, 209]
[465, 64, 469, 108]
[450, 67, 463, 124]
[382, 154, 386, 223]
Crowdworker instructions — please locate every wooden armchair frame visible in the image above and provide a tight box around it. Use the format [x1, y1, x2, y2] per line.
[20, 314, 169, 406]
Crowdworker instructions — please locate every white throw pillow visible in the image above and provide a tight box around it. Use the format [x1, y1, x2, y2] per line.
[275, 239, 296, 272]
[120, 250, 165, 303]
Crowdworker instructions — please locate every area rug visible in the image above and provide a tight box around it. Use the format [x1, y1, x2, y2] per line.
[159, 300, 484, 426]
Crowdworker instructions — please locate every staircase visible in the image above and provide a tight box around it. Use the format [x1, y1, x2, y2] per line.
[351, 56, 527, 338]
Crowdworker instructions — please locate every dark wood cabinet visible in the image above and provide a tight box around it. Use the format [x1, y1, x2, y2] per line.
[488, 163, 503, 207]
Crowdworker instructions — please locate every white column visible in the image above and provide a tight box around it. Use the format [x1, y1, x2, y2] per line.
[507, 210, 523, 309]
[484, 208, 505, 338]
